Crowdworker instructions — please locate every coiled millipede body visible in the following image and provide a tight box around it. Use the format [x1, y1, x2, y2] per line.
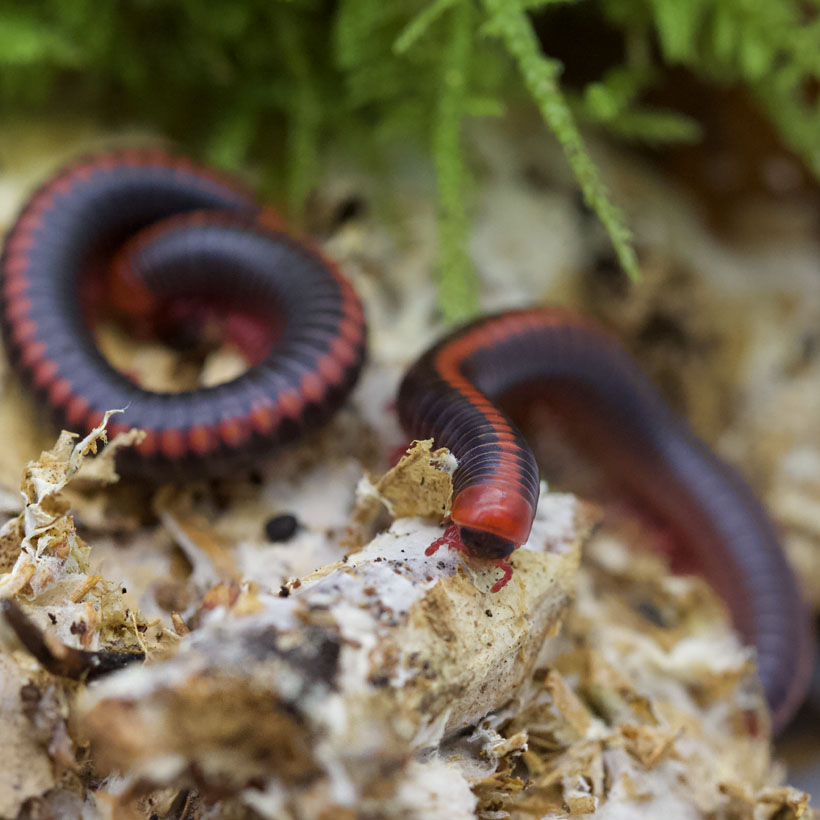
[0, 150, 366, 479]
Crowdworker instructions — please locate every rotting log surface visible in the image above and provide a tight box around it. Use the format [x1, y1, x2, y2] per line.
[78, 493, 593, 806]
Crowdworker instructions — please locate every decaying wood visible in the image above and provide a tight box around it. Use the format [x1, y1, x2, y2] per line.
[77, 491, 592, 808]
[464, 532, 795, 820]
[352, 439, 456, 526]
[0, 654, 60, 818]
[0, 416, 165, 660]
[0, 424, 814, 820]
[1, 599, 144, 681]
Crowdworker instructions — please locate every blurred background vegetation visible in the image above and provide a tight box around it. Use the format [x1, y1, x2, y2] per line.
[1, 0, 819, 320]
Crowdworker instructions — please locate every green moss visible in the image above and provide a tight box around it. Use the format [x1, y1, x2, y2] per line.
[482, 0, 638, 283]
[0, 0, 817, 320]
[433, 0, 479, 323]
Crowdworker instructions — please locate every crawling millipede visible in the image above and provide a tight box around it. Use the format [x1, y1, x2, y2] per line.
[398, 306, 813, 731]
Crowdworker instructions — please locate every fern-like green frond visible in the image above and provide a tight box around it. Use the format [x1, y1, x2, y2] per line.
[433, 0, 479, 323]
[618, 0, 820, 191]
[481, 0, 640, 281]
[393, 0, 459, 55]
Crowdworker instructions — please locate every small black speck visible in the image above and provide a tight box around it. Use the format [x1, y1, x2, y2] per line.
[278, 585, 291, 598]
[437, 561, 445, 570]
[121, 588, 127, 594]
[635, 600, 667, 627]
[485, 609, 493, 617]
[369, 674, 390, 688]
[334, 194, 366, 226]
[47, 612, 57, 624]
[265, 513, 299, 543]
[20, 683, 41, 718]
[638, 312, 687, 348]
[342, 554, 349, 563]
[70, 621, 86, 635]
[589, 252, 629, 297]
[163, 323, 203, 352]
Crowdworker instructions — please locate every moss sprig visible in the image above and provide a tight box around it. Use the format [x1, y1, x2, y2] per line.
[432, 0, 479, 322]
[1, 0, 819, 319]
[482, 0, 639, 281]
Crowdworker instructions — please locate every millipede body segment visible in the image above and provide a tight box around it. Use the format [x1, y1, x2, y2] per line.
[398, 307, 813, 732]
[0, 150, 366, 479]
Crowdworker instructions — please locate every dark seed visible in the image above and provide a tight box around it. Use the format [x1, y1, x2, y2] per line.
[334, 195, 366, 226]
[265, 514, 299, 542]
[635, 600, 667, 628]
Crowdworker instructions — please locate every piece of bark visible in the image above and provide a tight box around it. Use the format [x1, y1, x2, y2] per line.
[78, 492, 594, 812]
[464, 531, 814, 820]
[0, 655, 57, 817]
[0, 420, 166, 664]
[0, 411, 131, 601]
[353, 439, 456, 525]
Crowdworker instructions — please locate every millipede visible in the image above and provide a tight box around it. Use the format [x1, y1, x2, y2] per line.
[398, 307, 813, 732]
[0, 149, 366, 479]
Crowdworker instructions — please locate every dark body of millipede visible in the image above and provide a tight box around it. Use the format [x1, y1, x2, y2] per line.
[398, 307, 813, 732]
[0, 150, 366, 479]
